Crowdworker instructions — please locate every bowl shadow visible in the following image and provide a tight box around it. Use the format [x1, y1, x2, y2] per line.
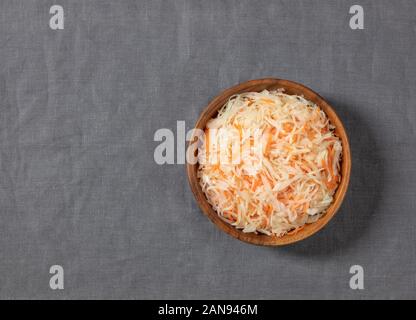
[276, 98, 385, 256]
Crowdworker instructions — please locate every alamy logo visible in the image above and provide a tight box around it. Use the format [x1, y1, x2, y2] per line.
[349, 5, 364, 30]
[153, 121, 264, 170]
[49, 5, 64, 30]
[349, 265, 364, 290]
[49, 265, 64, 290]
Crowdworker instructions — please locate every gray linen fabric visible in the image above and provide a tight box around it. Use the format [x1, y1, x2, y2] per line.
[0, 0, 415, 299]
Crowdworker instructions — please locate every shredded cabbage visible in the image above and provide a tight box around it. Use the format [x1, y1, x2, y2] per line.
[198, 89, 342, 237]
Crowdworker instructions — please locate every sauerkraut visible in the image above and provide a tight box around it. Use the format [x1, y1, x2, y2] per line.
[197, 89, 342, 237]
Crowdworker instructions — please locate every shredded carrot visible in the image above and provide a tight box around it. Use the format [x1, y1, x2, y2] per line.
[287, 225, 305, 235]
[283, 122, 294, 132]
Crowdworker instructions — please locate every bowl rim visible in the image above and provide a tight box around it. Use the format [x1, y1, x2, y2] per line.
[186, 78, 351, 246]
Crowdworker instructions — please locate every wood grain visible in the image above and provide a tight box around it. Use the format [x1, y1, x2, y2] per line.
[186, 78, 351, 246]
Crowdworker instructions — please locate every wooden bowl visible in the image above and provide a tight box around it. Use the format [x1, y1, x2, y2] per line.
[186, 78, 351, 246]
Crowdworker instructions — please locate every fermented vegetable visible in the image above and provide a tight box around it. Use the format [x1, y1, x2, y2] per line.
[197, 89, 342, 236]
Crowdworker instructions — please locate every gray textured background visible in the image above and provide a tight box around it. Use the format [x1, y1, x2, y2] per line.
[0, 0, 415, 299]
